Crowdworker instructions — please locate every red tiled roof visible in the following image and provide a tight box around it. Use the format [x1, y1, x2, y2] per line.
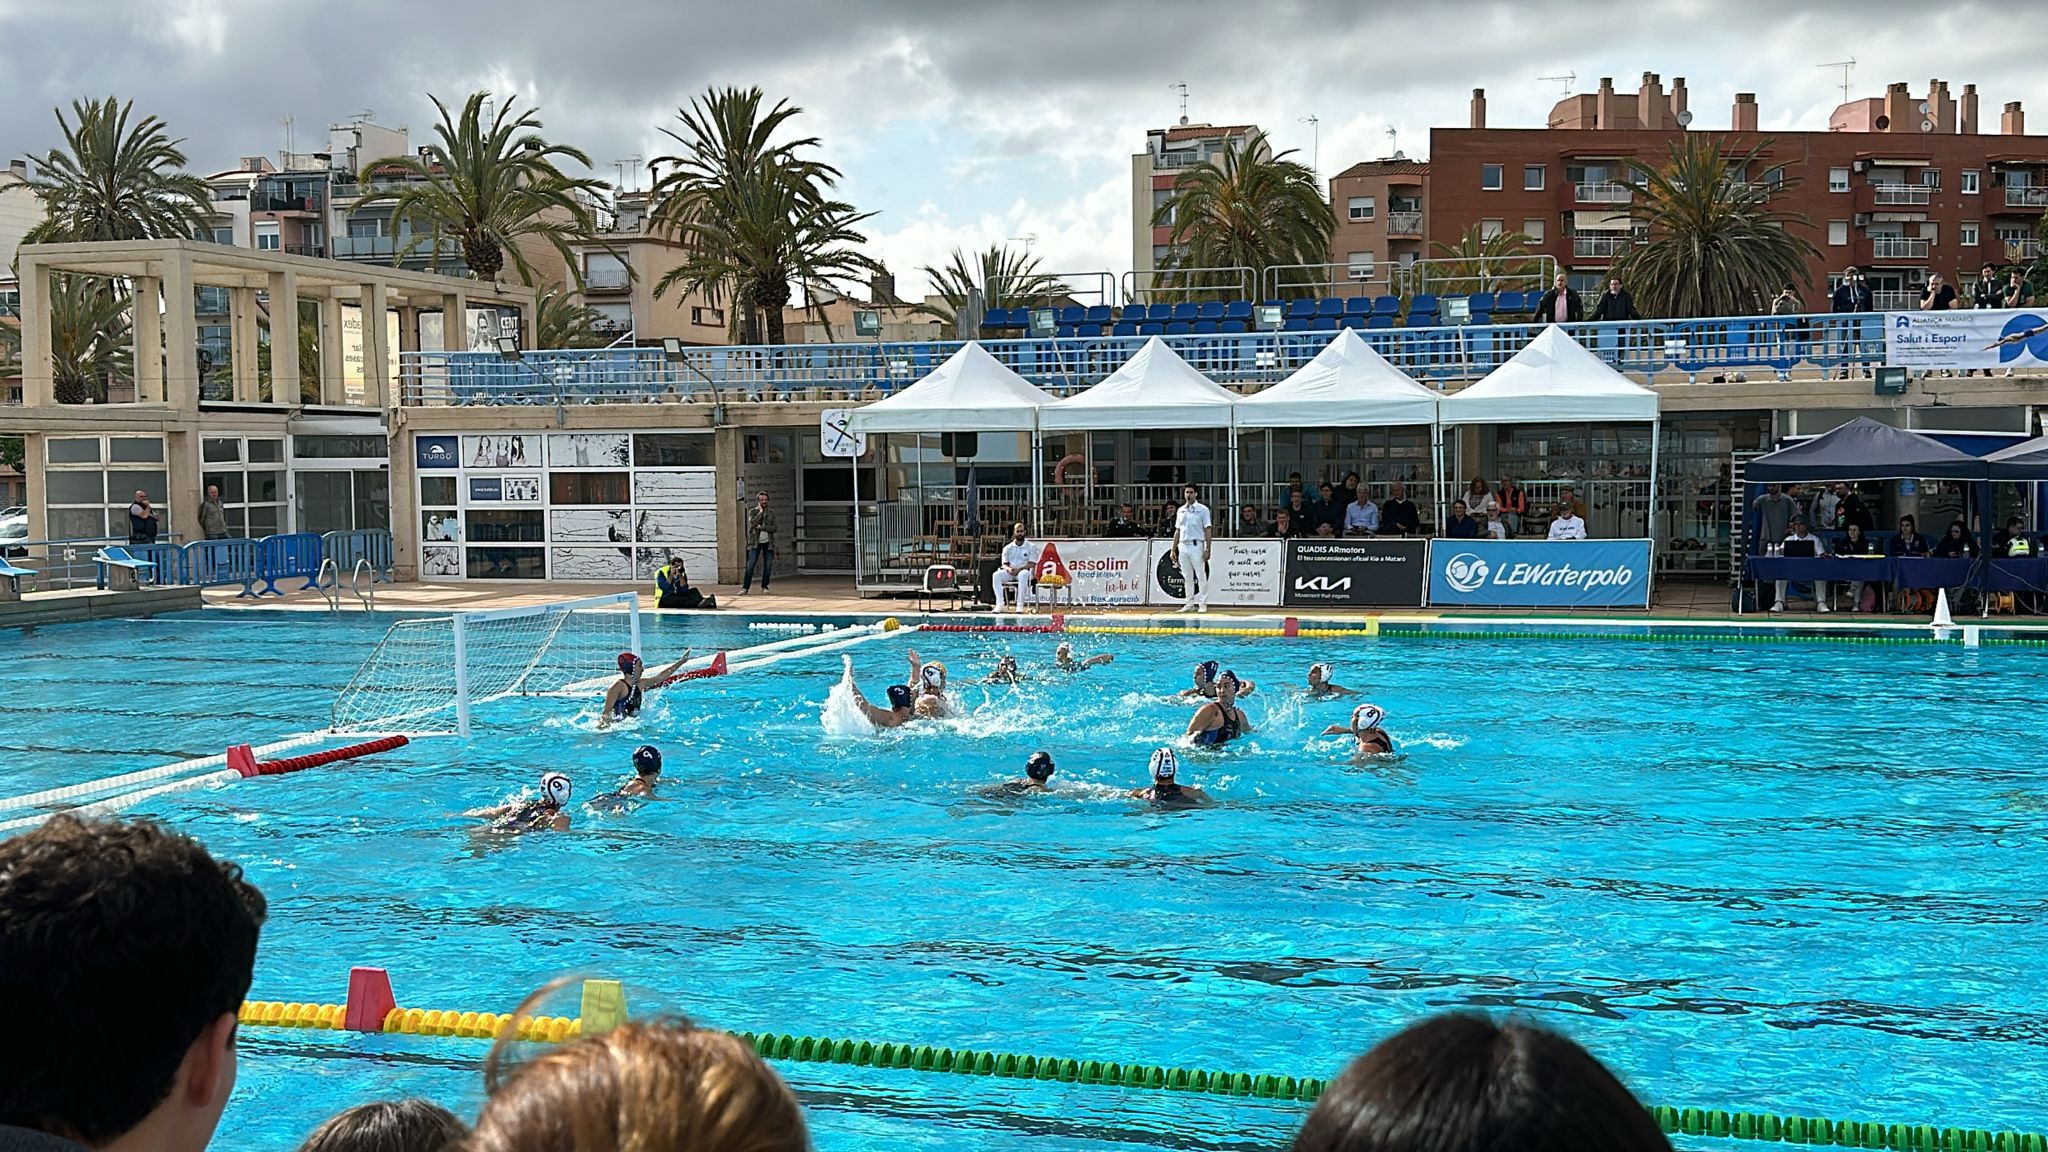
[1162, 123, 1259, 144]
[1332, 159, 1430, 179]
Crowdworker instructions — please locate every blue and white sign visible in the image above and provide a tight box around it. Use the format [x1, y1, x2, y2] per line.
[1428, 539, 1652, 608]
[415, 435, 459, 469]
[1886, 308, 2048, 372]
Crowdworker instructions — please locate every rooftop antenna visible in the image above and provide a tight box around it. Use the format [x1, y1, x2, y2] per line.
[1538, 72, 1577, 96]
[1298, 115, 1320, 176]
[614, 155, 641, 192]
[1170, 81, 1189, 125]
[283, 115, 294, 160]
[1384, 125, 1399, 158]
[348, 109, 374, 125]
[1819, 58, 1857, 105]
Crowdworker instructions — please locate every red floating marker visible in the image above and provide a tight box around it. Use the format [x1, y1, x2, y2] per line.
[253, 735, 410, 777]
[227, 744, 260, 778]
[343, 966, 398, 1033]
[656, 650, 728, 688]
[1051, 613, 1067, 632]
[1282, 617, 1299, 638]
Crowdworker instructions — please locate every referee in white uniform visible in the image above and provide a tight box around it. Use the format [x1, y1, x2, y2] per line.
[1172, 484, 1212, 613]
[991, 522, 1037, 612]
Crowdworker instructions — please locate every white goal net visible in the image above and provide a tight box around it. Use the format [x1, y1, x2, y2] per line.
[330, 593, 641, 736]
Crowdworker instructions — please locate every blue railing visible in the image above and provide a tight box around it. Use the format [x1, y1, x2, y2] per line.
[323, 530, 394, 583]
[5, 530, 393, 597]
[187, 539, 262, 595]
[1, 536, 185, 592]
[256, 533, 324, 596]
[398, 312, 1888, 406]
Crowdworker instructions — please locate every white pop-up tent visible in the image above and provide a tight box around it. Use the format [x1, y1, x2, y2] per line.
[1038, 336, 1243, 520]
[1436, 325, 1662, 540]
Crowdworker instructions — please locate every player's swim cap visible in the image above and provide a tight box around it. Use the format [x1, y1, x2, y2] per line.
[617, 652, 640, 673]
[1353, 704, 1385, 730]
[1197, 660, 1219, 682]
[886, 684, 914, 709]
[540, 771, 571, 806]
[632, 746, 662, 776]
[1218, 669, 1241, 688]
[920, 664, 944, 689]
[1310, 663, 1332, 683]
[1026, 751, 1056, 781]
[1149, 747, 1179, 782]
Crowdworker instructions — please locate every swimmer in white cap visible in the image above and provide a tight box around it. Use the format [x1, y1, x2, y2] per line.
[1322, 703, 1393, 756]
[1129, 747, 1211, 807]
[1053, 641, 1113, 673]
[908, 650, 950, 718]
[986, 655, 1025, 685]
[469, 770, 573, 832]
[1305, 663, 1359, 699]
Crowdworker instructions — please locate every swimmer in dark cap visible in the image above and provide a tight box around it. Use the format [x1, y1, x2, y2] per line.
[1053, 641, 1113, 672]
[598, 649, 692, 728]
[986, 655, 1025, 684]
[1129, 747, 1211, 807]
[589, 747, 663, 812]
[1322, 703, 1393, 756]
[1179, 659, 1253, 700]
[846, 659, 918, 730]
[469, 771, 573, 832]
[979, 750, 1057, 797]
[1187, 670, 1251, 746]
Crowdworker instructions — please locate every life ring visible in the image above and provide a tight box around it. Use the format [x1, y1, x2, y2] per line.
[1053, 454, 1084, 485]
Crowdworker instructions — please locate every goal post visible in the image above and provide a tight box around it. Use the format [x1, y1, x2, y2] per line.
[331, 593, 642, 737]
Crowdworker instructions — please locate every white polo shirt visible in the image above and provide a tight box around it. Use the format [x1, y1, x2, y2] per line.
[1174, 501, 1212, 547]
[1000, 539, 1035, 571]
[1548, 514, 1588, 540]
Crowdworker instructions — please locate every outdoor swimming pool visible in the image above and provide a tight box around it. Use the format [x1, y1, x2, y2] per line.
[4, 609, 2047, 1151]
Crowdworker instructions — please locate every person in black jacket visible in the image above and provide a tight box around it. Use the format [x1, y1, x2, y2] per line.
[1830, 266, 1873, 312]
[1533, 273, 1580, 325]
[1589, 277, 1640, 322]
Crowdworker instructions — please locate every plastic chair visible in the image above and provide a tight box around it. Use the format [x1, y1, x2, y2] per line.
[1192, 320, 1219, 334]
[1316, 298, 1345, 319]
[1221, 320, 1249, 333]
[1467, 292, 1497, 313]
[1372, 295, 1402, 315]
[1311, 316, 1339, 331]
[1284, 317, 1311, 332]
[1340, 315, 1367, 330]
[1139, 322, 1165, 336]
[1367, 315, 1396, 330]
[1198, 301, 1226, 321]
[1057, 305, 1084, 326]
[1085, 305, 1112, 326]
[1286, 299, 1317, 320]
[1077, 323, 1103, 337]
[1409, 294, 1440, 315]
[1112, 322, 1137, 337]
[1171, 302, 1199, 322]
[1165, 320, 1192, 335]
[1344, 296, 1373, 316]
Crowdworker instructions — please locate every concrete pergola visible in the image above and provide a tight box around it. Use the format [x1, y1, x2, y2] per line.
[13, 239, 537, 410]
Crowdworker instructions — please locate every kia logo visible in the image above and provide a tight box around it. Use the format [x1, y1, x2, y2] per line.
[1443, 553, 1490, 593]
[1294, 575, 1352, 592]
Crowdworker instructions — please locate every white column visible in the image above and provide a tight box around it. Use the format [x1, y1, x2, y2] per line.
[268, 269, 300, 405]
[230, 286, 261, 402]
[363, 282, 391, 409]
[161, 252, 199, 409]
[18, 255, 53, 407]
[132, 274, 163, 404]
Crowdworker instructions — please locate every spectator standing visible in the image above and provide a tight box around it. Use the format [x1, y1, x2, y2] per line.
[1285, 489, 1314, 532]
[1104, 502, 1145, 538]
[1770, 516, 1830, 613]
[1808, 483, 1840, 531]
[1442, 500, 1482, 539]
[741, 491, 776, 594]
[1973, 266, 2004, 310]
[0, 816, 267, 1152]
[1920, 273, 1958, 311]
[1548, 501, 1588, 539]
[198, 484, 229, 540]
[1342, 488, 1380, 536]
[1834, 483, 1875, 532]
[1337, 471, 1361, 509]
[127, 489, 160, 545]
[1534, 272, 1581, 325]
[1831, 266, 1873, 312]
[1171, 483, 1213, 613]
[1379, 481, 1421, 536]
[1752, 484, 1797, 549]
[1771, 285, 1802, 316]
[1590, 277, 1640, 322]
[1237, 505, 1270, 538]
[991, 522, 1036, 613]
[1495, 476, 1527, 535]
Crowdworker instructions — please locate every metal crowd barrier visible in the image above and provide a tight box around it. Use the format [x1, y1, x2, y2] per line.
[397, 313, 1891, 406]
[4, 530, 394, 599]
[322, 530, 394, 583]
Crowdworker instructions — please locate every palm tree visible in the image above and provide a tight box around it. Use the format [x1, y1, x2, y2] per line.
[1608, 136, 1820, 318]
[35, 278, 133, 404]
[1427, 225, 1544, 296]
[1152, 130, 1334, 299]
[649, 86, 878, 344]
[913, 245, 1069, 329]
[355, 93, 607, 286]
[23, 97, 211, 244]
[536, 283, 608, 348]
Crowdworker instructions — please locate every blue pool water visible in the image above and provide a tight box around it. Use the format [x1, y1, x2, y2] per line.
[4, 610, 2047, 1151]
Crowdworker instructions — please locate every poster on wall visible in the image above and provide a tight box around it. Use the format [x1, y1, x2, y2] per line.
[415, 436, 459, 469]
[421, 546, 462, 577]
[1029, 540, 1149, 606]
[423, 512, 462, 542]
[500, 476, 541, 503]
[339, 303, 402, 404]
[547, 433, 631, 468]
[1283, 538, 1429, 608]
[549, 547, 634, 581]
[461, 434, 536, 469]
[634, 509, 717, 543]
[634, 470, 718, 505]
[1886, 307, 2048, 372]
[467, 477, 502, 502]
[1146, 539, 1283, 607]
[551, 509, 632, 542]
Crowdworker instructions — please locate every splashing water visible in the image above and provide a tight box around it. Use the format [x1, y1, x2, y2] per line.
[821, 656, 877, 739]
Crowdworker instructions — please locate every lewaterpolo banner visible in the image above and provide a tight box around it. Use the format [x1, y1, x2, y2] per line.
[1886, 308, 2048, 372]
[1146, 539, 1284, 607]
[1427, 539, 1652, 608]
[1030, 539, 1150, 606]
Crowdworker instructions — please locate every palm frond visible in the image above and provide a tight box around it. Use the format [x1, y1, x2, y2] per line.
[24, 96, 211, 243]
[1153, 130, 1334, 299]
[912, 245, 1069, 328]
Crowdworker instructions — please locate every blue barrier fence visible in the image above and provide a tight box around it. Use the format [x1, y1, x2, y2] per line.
[188, 539, 262, 596]
[399, 312, 1889, 406]
[257, 533, 324, 596]
[323, 529, 394, 583]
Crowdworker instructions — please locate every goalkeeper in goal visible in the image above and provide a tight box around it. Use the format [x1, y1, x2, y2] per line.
[600, 650, 693, 728]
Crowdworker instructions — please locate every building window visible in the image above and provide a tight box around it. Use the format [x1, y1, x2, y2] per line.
[1523, 165, 1545, 190]
[1347, 196, 1375, 221]
[691, 306, 725, 326]
[1961, 170, 1980, 195]
[254, 223, 280, 251]
[1827, 220, 1849, 246]
[1960, 223, 1980, 247]
[1479, 219, 1504, 240]
[1921, 169, 1940, 189]
[348, 219, 382, 238]
[1481, 164, 1503, 191]
[1828, 168, 1850, 193]
[1346, 252, 1375, 280]
[1522, 218, 1546, 243]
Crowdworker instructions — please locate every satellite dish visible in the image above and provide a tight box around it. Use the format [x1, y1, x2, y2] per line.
[1918, 101, 1931, 114]
[1677, 110, 1694, 127]
[1920, 119, 1935, 132]
[1874, 114, 1891, 130]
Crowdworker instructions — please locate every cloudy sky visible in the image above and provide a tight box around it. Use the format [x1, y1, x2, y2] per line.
[0, 1, 2037, 296]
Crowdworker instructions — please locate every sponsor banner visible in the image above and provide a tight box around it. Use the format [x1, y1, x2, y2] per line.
[1427, 539, 1651, 608]
[415, 435, 459, 469]
[1028, 539, 1150, 606]
[1885, 308, 2048, 371]
[1282, 538, 1429, 608]
[1146, 539, 1284, 607]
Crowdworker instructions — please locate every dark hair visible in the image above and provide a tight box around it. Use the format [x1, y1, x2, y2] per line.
[1293, 1014, 1670, 1152]
[0, 816, 267, 1142]
[297, 1099, 468, 1152]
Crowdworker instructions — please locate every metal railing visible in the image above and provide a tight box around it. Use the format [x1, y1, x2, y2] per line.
[331, 236, 464, 261]
[2005, 238, 2043, 260]
[399, 311, 1891, 406]
[1576, 182, 1632, 204]
[1122, 266, 1258, 304]
[1572, 235, 1633, 259]
[1386, 211, 1423, 236]
[1871, 237, 1931, 260]
[583, 265, 630, 290]
[1871, 185, 1932, 206]
[0, 535, 184, 592]
[1871, 290, 1921, 312]
[2004, 187, 2048, 208]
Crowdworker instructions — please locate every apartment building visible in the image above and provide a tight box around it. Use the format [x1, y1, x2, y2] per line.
[1326, 156, 1430, 291]
[1131, 122, 1267, 283]
[567, 190, 735, 346]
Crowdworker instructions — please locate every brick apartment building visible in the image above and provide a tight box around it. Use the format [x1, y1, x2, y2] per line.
[1331, 74, 2048, 311]
[1131, 122, 1267, 286]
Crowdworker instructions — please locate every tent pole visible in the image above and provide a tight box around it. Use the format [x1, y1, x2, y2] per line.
[1227, 423, 1239, 531]
[850, 437, 863, 594]
[1646, 417, 1662, 606]
[1031, 433, 1045, 538]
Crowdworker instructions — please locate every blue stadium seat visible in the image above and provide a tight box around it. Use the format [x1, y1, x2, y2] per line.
[1409, 294, 1440, 315]
[1171, 302, 1199, 322]
[1311, 316, 1339, 331]
[1316, 298, 1344, 319]
[1221, 320, 1249, 333]
[1113, 322, 1137, 337]
[1165, 320, 1192, 335]
[1284, 317, 1311, 331]
[1367, 315, 1395, 329]
[1140, 322, 1164, 336]
[1078, 323, 1103, 337]
[1404, 311, 1437, 328]
[1056, 324, 1078, 338]
[1340, 315, 1367, 330]
[1192, 320, 1219, 334]
[1224, 300, 1253, 323]
[1119, 303, 1149, 323]
[1058, 305, 1084, 326]
[1344, 296, 1373, 316]
[980, 307, 1011, 329]
[1496, 291, 1527, 313]
[1085, 305, 1112, 325]
[1286, 299, 1317, 320]
[1198, 301, 1225, 321]
[1467, 293, 1496, 313]
[1468, 312, 1491, 327]
[1372, 295, 1401, 315]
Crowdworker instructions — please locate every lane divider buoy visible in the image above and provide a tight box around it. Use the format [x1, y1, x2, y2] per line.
[228, 735, 410, 779]
[648, 651, 728, 690]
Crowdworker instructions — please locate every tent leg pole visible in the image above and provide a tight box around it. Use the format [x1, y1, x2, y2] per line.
[1227, 426, 1239, 531]
[850, 443, 863, 595]
[1031, 436, 1045, 538]
[1647, 417, 1661, 607]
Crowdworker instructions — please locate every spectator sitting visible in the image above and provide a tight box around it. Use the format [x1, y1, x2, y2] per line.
[296, 1100, 466, 1152]
[1104, 502, 1145, 538]
[1534, 272, 1581, 325]
[1285, 471, 1306, 504]
[1888, 515, 1929, 557]
[1441, 500, 1482, 539]
[469, 1019, 808, 1152]
[2005, 268, 2035, 309]
[1156, 500, 1179, 537]
[1290, 1013, 1672, 1152]
[1463, 478, 1497, 518]
[1752, 484, 1796, 548]
[1547, 501, 1588, 540]
[1495, 476, 1527, 534]
[1273, 508, 1302, 539]
[654, 554, 715, 610]
[1342, 488, 1380, 536]
[1337, 471, 1361, 509]
[1238, 505, 1271, 538]
[1285, 489, 1314, 531]
[1770, 517, 1830, 614]
[0, 816, 267, 1152]
[1590, 276, 1640, 322]
[1484, 507, 1508, 540]
[1314, 482, 1344, 531]
[1379, 481, 1421, 536]
[1930, 519, 1976, 558]
[1558, 484, 1589, 520]
[1314, 521, 1337, 537]
[1833, 521, 1883, 613]
[1834, 483, 1874, 532]
[1991, 516, 2033, 556]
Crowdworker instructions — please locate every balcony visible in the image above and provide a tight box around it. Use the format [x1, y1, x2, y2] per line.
[1572, 234, 1632, 259]
[2005, 238, 2043, 260]
[1872, 291, 1920, 311]
[331, 235, 463, 262]
[252, 191, 323, 214]
[2004, 186, 2048, 210]
[1869, 236, 1931, 261]
[281, 244, 325, 258]
[1386, 211, 1422, 237]
[584, 265, 630, 291]
[1575, 182, 1632, 204]
[1870, 184, 1932, 207]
